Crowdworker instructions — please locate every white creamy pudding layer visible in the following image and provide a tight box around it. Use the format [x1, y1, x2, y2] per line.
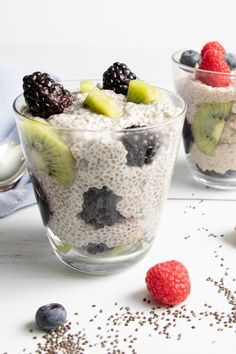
[176, 74, 236, 174]
[30, 89, 183, 248]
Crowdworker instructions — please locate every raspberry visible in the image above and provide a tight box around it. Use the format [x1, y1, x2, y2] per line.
[145, 260, 191, 306]
[201, 41, 225, 58]
[196, 49, 231, 87]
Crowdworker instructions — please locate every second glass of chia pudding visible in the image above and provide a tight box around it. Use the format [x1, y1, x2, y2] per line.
[172, 41, 236, 189]
[14, 63, 186, 274]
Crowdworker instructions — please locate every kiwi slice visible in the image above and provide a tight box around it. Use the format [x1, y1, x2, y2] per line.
[57, 243, 72, 254]
[84, 87, 122, 118]
[20, 119, 76, 185]
[127, 80, 162, 104]
[192, 102, 232, 156]
[80, 80, 94, 93]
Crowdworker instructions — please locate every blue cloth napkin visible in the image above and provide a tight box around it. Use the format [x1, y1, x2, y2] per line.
[0, 64, 58, 218]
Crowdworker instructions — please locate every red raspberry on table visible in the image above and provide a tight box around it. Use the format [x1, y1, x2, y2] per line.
[196, 49, 231, 87]
[201, 41, 225, 57]
[145, 260, 191, 306]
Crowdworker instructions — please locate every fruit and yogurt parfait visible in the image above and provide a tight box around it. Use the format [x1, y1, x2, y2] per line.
[14, 63, 185, 273]
[172, 41, 236, 189]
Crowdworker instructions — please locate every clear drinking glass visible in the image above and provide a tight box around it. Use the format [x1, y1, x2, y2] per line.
[172, 50, 236, 189]
[13, 82, 186, 274]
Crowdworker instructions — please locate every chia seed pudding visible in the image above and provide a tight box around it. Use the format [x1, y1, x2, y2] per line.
[172, 44, 236, 189]
[14, 67, 185, 273]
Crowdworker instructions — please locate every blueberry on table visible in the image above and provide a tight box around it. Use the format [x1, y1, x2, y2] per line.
[35, 303, 67, 331]
[180, 50, 201, 67]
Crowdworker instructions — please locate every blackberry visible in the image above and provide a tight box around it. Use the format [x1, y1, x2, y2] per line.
[23, 72, 73, 118]
[182, 118, 193, 154]
[122, 125, 160, 167]
[103, 62, 137, 95]
[79, 186, 124, 229]
[86, 243, 110, 255]
[30, 173, 52, 225]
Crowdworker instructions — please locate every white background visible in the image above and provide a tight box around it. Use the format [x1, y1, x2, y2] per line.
[0, 0, 235, 81]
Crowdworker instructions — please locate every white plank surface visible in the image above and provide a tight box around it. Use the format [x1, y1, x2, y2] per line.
[0, 198, 236, 353]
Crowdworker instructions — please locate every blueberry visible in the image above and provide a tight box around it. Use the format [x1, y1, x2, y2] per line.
[35, 303, 67, 331]
[180, 50, 201, 68]
[225, 53, 236, 70]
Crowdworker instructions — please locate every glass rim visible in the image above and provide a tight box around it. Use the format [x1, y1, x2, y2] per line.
[172, 50, 236, 77]
[13, 81, 186, 133]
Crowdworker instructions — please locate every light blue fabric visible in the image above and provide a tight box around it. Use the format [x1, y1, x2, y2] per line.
[0, 65, 59, 217]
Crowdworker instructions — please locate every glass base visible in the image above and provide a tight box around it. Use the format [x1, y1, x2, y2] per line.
[187, 156, 236, 190]
[46, 228, 153, 274]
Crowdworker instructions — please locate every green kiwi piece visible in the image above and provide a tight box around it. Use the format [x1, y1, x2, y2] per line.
[192, 102, 232, 156]
[57, 243, 72, 254]
[80, 80, 94, 93]
[84, 87, 122, 118]
[19, 119, 76, 185]
[127, 80, 162, 104]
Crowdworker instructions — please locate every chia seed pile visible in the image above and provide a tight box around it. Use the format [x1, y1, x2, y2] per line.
[23, 265, 236, 354]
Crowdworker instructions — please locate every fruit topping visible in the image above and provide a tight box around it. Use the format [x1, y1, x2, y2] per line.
[122, 125, 160, 167]
[225, 53, 236, 70]
[180, 50, 201, 67]
[182, 118, 193, 154]
[20, 119, 76, 185]
[30, 173, 52, 225]
[192, 102, 232, 156]
[196, 49, 231, 87]
[127, 80, 162, 104]
[84, 87, 122, 118]
[145, 260, 191, 306]
[103, 62, 137, 95]
[80, 80, 94, 93]
[79, 186, 125, 229]
[35, 303, 67, 331]
[200, 41, 225, 58]
[23, 72, 73, 118]
[86, 243, 110, 254]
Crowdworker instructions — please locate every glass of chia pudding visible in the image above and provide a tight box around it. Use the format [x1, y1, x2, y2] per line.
[13, 64, 185, 274]
[172, 42, 236, 189]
